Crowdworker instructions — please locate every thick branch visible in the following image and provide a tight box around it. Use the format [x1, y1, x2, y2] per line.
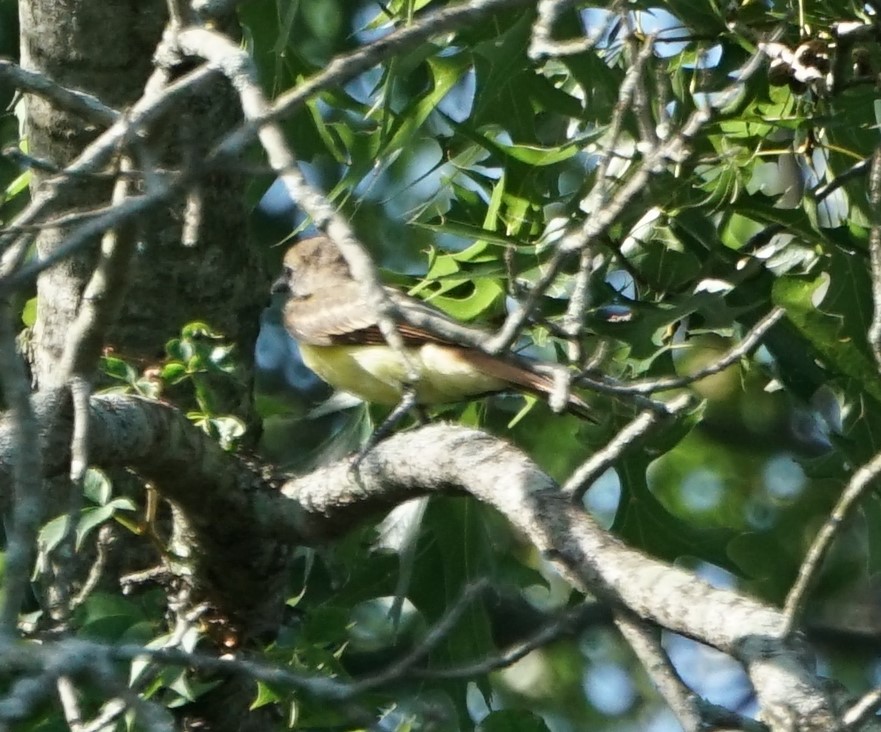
[0, 391, 297, 636]
[284, 425, 846, 730]
[0, 395, 852, 727]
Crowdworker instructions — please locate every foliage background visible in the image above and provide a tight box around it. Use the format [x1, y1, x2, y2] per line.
[247, 0, 881, 727]
[2, 0, 881, 730]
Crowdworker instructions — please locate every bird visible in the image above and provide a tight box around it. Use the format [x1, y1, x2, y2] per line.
[270, 235, 595, 422]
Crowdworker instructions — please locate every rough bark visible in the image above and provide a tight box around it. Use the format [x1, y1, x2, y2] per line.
[15, 4, 270, 728]
[19, 0, 266, 422]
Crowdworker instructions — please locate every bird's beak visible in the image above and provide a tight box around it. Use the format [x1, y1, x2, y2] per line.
[270, 275, 290, 295]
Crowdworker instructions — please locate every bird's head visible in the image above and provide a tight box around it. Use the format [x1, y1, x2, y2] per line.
[271, 235, 352, 299]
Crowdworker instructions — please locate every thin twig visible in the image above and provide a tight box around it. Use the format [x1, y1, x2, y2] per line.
[627, 27, 661, 150]
[486, 35, 774, 354]
[45, 377, 91, 627]
[0, 66, 205, 292]
[213, 0, 535, 161]
[562, 394, 693, 502]
[595, 307, 785, 396]
[82, 651, 175, 732]
[528, 0, 611, 59]
[563, 247, 594, 350]
[415, 602, 610, 680]
[560, 33, 655, 360]
[615, 613, 705, 732]
[867, 145, 881, 370]
[0, 181, 180, 295]
[844, 686, 881, 730]
[0, 64, 216, 262]
[166, 0, 187, 28]
[498, 36, 658, 357]
[55, 157, 138, 382]
[0, 197, 150, 236]
[0, 60, 118, 126]
[783, 448, 881, 633]
[812, 157, 871, 202]
[0, 640, 174, 730]
[347, 579, 491, 693]
[56, 677, 84, 732]
[70, 525, 113, 611]
[62, 583, 593, 700]
[741, 156, 872, 259]
[79, 698, 127, 732]
[574, 371, 673, 413]
[592, 29, 657, 198]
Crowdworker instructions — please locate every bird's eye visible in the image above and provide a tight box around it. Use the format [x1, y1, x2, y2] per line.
[283, 265, 294, 278]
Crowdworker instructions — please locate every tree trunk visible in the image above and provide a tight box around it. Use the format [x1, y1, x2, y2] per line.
[20, 0, 267, 421]
[17, 4, 273, 728]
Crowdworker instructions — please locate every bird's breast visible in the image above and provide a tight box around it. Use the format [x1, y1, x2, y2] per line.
[298, 343, 508, 405]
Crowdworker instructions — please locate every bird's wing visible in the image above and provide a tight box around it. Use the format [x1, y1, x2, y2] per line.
[286, 284, 473, 347]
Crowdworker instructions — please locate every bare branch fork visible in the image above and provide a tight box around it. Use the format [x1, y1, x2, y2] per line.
[484, 34, 776, 356]
[0, 59, 119, 126]
[580, 306, 787, 397]
[0, 598, 611, 729]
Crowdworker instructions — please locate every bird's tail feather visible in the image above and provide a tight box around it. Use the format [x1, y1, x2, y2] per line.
[456, 349, 596, 423]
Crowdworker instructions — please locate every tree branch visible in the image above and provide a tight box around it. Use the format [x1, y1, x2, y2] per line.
[0, 393, 853, 728]
[0, 59, 118, 126]
[0, 391, 298, 637]
[614, 613, 706, 732]
[282, 425, 845, 728]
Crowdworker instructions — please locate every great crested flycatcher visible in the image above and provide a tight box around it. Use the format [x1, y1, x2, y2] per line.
[271, 235, 594, 421]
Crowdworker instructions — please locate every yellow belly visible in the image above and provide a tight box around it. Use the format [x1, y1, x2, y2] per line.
[299, 343, 507, 405]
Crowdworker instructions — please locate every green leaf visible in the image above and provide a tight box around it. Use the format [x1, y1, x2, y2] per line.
[37, 515, 69, 558]
[478, 710, 550, 732]
[495, 138, 585, 167]
[78, 592, 148, 642]
[613, 458, 739, 573]
[773, 274, 881, 405]
[161, 361, 188, 384]
[727, 531, 785, 581]
[4, 169, 29, 201]
[101, 356, 136, 383]
[76, 500, 135, 549]
[165, 338, 185, 361]
[208, 415, 246, 449]
[411, 499, 496, 667]
[181, 321, 220, 339]
[83, 467, 112, 506]
[416, 221, 528, 249]
[732, 194, 830, 248]
[250, 681, 282, 710]
[20, 297, 36, 327]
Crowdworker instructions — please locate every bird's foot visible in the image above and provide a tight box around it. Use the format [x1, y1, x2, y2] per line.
[349, 387, 419, 474]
